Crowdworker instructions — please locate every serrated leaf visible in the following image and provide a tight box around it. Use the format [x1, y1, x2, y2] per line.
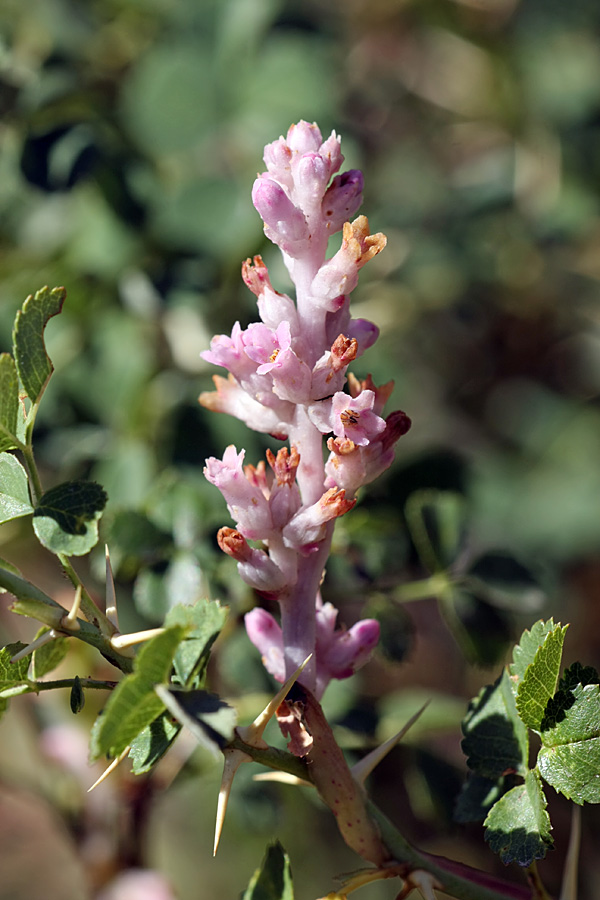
[129, 712, 181, 774]
[462, 668, 529, 779]
[165, 599, 228, 687]
[31, 627, 69, 679]
[405, 490, 467, 573]
[13, 285, 66, 404]
[0, 453, 34, 524]
[515, 623, 568, 732]
[536, 664, 600, 804]
[242, 841, 295, 900]
[510, 619, 562, 684]
[0, 354, 19, 452]
[484, 769, 553, 865]
[33, 480, 107, 555]
[538, 736, 600, 804]
[0, 642, 31, 692]
[454, 773, 520, 824]
[89, 625, 186, 761]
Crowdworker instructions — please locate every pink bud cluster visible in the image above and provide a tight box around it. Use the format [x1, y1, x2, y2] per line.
[201, 121, 410, 696]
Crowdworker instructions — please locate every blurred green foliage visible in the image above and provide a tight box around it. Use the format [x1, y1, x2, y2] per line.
[3, 0, 600, 898]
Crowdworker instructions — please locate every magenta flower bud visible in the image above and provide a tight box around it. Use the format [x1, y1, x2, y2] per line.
[346, 318, 379, 354]
[322, 170, 364, 233]
[245, 607, 285, 682]
[204, 445, 273, 540]
[315, 603, 380, 680]
[286, 120, 323, 154]
[252, 176, 309, 255]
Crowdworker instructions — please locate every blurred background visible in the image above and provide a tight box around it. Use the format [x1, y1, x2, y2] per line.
[2, 0, 600, 897]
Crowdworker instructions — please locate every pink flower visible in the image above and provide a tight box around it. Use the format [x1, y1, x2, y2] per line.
[217, 527, 286, 593]
[322, 169, 364, 234]
[315, 601, 380, 689]
[283, 487, 356, 549]
[244, 607, 285, 681]
[199, 374, 290, 439]
[204, 446, 273, 540]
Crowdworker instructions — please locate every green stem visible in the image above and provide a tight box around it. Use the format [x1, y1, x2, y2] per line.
[0, 567, 133, 673]
[57, 553, 116, 636]
[34, 677, 117, 692]
[527, 862, 552, 900]
[394, 572, 451, 603]
[20, 440, 43, 507]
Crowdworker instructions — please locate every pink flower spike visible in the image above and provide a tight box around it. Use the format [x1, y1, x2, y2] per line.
[332, 390, 386, 446]
[204, 445, 273, 540]
[245, 607, 285, 682]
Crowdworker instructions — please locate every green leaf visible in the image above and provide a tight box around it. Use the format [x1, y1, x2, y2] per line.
[165, 599, 228, 687]
[31, 627, 69, 679]
[0, 354, 19, 452]
[12, 285, 66, 404]
[484, 769, 553, 865]
[33, 480, 107, 556]
[0, 642, 32, 696]
[129, 712, 181, 775]
[510, 618, 563, 684]
[405, 490, 467, 573]
[242, 841, 295, 900]
[538, 733, 600, 804]
[536, 663, 600, 804]
[89, 625, 186, 761]
[462, 668, 529, 779]
[0, 453, 34, 524]
[515, 622, 568, 732]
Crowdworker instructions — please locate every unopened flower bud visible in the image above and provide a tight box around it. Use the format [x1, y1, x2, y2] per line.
[322, 170, 364, 234]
